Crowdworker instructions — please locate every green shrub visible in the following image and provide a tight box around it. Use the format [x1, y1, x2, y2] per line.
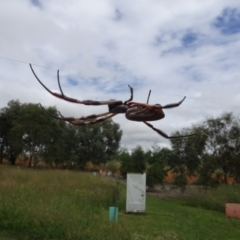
[173, 173, 188, 192]
[147, 163, 166, 190]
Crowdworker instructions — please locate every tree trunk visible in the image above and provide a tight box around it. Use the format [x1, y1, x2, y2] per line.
[222, 164, 229, 184]
[28, 155, 33, 168]
[10, 154, 16, 165]
[223, 172, 228, 184]
[0, 144, 3, 163]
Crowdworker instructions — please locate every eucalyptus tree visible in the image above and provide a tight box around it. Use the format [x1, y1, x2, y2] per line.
[0, 99, 123, 168]
[119, 145, 147, 178]
[118, 147, 132, 178]
[131, 145, 147, 173]
[169, 127, 205, 174]
[9, 103, 63, 167]
[0, 100, 22, 164]
[71, 119, 122, 168]
[146, 144, 169, 190]
[169, 112, 240, 185]
[202, 112, 240, 183]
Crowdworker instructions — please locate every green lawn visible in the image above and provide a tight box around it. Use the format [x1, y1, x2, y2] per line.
[0, 165, 240, 240]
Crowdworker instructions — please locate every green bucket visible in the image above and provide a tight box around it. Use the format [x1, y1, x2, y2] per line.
[109, 206, 118, 222]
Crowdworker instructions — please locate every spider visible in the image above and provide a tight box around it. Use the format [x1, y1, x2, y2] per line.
[30, 64, 196, 139]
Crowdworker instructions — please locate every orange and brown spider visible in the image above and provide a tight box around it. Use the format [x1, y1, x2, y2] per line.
[30, 64, 196, 139]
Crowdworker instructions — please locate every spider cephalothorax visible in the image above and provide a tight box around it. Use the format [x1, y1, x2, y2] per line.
[30, 64, 196, 139]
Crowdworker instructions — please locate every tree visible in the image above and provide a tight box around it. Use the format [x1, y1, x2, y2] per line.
[40, 108, 71, 167]
[0, 136, 5, 163]
[130, 146, 146, 174]
[196, 154, 219, 187]
[0, 100, 22, 164]
[65, 119, 122, 169]
[0, 100, 123, 168]
[119, 146, 147, 177]
[169, 113, 240, 186]
[167, 126, 208, 189]
[118, 148, 132, 178]
[146, 144, 168, 190]
[202, 112, 240, 183]
[10, 103, 64, 167]
[169, 127, 204, 175]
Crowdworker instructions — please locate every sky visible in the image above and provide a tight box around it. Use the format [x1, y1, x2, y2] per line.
[0, 0, 240, 150]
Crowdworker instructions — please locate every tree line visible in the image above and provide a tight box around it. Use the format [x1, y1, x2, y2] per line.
[1, 99, 240, 188]
[117, 111, 240, 188]
[0, 100, 122, 168]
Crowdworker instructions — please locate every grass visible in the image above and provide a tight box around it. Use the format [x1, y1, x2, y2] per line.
[0, 165, 240, 240]
[180, 184, 240, 213]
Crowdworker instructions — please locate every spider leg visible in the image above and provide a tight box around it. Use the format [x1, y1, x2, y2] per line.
[124, 85, 134, 104]
[57, 109, 117, 125]
[146, 90, 151, 104]
[127, 96, 186, 110]
[39, 103, 117, 125]
[58, 111, 113, 122]
[161, 96, 186, 109]
[70, 113, 117, 126]
[143, 121, 197, 139]
[57, 110, 109, 120]
[30, 64, 124, 106]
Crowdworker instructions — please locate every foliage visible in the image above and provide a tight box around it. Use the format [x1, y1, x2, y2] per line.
[0, 100, 22, 164]
[146, 144, 167, 190]
[105, 160, 121, 175]
[130, 145, 146, 173]
[195, 155, 220, 187]
[2, 99, 240, 191]
[147, 162, 166, 190]
[0, 100, 122, 168]
[173, 173, 188, 192]
[202, 112, 240, 183]
[170, 113, 240, 187]
[11, 103, 64, 167]
[170, 126, 205, 176]
[119, 146, 147, 178]
[118, 148, 132, 178]
[119, 145, 168, 188]
[71, 120, 122, 168]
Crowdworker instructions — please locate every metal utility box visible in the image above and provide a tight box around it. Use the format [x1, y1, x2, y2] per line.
[126, 173, 146, 213]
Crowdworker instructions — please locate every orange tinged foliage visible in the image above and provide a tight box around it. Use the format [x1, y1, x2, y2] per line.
[165, 171, 235, 184]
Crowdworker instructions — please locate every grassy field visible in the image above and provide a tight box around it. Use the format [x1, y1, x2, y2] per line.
[0, 165, 240, 240]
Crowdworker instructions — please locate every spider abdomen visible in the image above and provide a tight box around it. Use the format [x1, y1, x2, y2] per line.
[126, 106, 165, 122]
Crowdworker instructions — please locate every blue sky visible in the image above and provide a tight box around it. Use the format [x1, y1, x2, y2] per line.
[0, 0, 240, 149]
[214, 8, 240, 35]
[31, 0, 41, 7]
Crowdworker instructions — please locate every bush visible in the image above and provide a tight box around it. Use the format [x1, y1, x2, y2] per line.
[173, 174, 188, 192]
[147, 163, 166, 190]
[106, 160, 121, 175]
[119, 151, 132, 178]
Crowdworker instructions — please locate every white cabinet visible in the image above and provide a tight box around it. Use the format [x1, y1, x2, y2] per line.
[126, 173, 146, 213]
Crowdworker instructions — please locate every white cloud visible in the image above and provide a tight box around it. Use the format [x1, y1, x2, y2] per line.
[0, 0, 240, 150]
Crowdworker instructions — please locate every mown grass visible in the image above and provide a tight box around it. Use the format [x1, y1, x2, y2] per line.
[0, 165, 240, 240]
